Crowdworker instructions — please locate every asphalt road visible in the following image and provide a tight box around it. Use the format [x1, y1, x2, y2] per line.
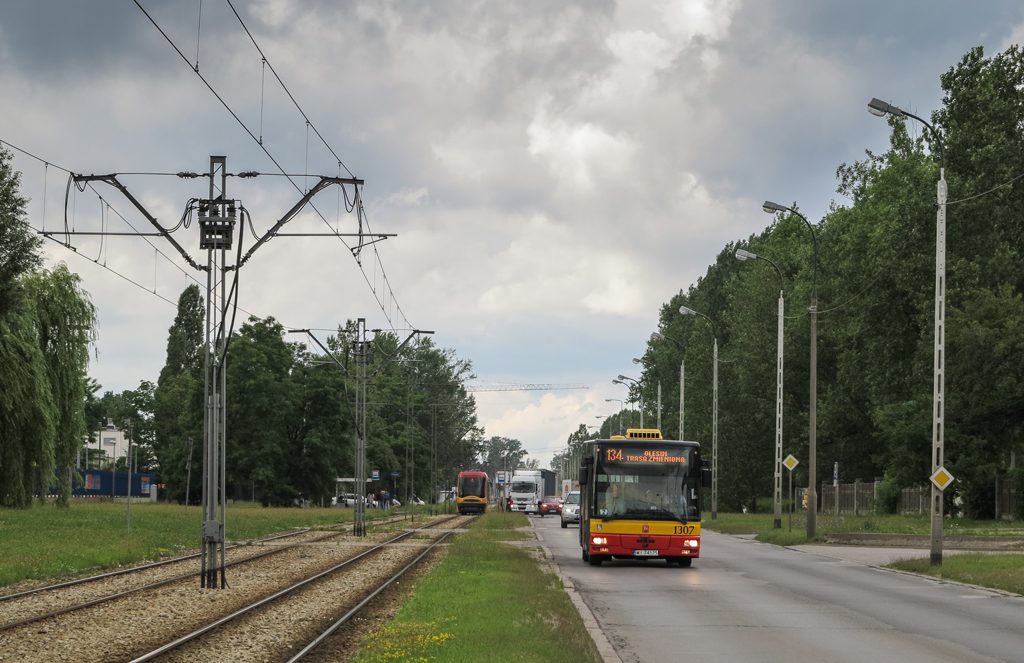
[534, 515, 1024, 663]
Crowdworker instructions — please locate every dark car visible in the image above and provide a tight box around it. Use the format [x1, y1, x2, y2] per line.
[539, 495, 563, 516]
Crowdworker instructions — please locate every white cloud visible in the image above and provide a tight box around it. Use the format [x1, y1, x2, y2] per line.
[2, 0, 1016, 464]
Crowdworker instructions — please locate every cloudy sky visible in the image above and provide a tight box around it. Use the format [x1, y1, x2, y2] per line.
[2, 0, 1022, 466]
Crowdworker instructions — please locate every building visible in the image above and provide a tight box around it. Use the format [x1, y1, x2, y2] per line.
[86, 419, 129, 469]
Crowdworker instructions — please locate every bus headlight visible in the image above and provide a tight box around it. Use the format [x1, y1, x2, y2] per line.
[592, 536, 607, 545]
[684, 538, 699, 547]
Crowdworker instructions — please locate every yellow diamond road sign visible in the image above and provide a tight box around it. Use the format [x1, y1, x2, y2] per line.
[930, 466, 955, 491]
[783, 454, 799, 471]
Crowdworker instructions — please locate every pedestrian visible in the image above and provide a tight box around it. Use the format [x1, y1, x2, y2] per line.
[385, 490, 391, 510]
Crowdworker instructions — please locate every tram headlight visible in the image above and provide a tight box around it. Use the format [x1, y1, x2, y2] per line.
[592, 536, 608, 545]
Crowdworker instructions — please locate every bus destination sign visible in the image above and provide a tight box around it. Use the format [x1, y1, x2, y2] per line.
[604, 447, 688, 464]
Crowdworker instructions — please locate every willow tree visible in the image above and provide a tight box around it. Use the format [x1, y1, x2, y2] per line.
[0, 147, 97, 507]
[21, 265, 97, 506]
[0, 146, 50, 506]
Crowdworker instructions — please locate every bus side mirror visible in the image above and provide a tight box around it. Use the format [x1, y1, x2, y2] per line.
[701, 468, 712, 488]
[579, 466, 589, 486]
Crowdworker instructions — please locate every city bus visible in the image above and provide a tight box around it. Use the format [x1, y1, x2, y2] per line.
[578, 429, 711, 567]
[457, 471, 489, 514]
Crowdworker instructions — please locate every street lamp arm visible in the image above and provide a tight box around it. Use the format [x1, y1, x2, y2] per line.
[868, 98, 945, 170]
[736, 250, 784, 295]
[763, 202, 818, 299]
[678, 306, 717, 341]
[650, 331, 684, 350]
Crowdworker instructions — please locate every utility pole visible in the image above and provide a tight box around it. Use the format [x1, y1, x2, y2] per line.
[52, 157, 368, 588]
[185, 436, 194, 512]
[126, 418, 133, 533]
[354, 318, 368, 536]
[200, 156, 231, 590]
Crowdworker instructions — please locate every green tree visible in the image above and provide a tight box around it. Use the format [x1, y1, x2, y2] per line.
[153, 285, 205, 504]
[0, 147, 41, 317]
[25, 264, 99, 506]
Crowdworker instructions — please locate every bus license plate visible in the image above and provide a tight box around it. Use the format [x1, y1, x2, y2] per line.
[633, 549, 659, 556]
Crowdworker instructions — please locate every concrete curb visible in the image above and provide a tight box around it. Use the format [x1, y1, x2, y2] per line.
[530, 520, 623, 663]
[777, 538, 1024, 600]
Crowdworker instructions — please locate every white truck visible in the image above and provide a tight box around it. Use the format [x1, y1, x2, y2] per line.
[510, 469, 555, 514]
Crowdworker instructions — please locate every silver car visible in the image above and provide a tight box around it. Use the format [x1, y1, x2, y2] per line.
[560, 491, 580, 528]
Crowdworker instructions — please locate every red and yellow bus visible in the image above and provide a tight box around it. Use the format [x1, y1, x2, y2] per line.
[457, 471, 489, 514]
[578, 429, 711, 567]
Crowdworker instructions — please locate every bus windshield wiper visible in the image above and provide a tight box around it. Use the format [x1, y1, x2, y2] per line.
[639, 508, 687, 524]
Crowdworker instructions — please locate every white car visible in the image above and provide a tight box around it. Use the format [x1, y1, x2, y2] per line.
[561, 491, 580, 528]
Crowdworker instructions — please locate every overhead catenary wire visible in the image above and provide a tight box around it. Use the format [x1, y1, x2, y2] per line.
[222, 0, 355, 179]
[1, 138, 271, 323]
[132, 0, 411, 331]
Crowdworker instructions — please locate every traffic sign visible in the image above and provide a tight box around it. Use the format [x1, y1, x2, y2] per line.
[783, 455, 799, 472]
[371, 470, 379, 480]
[390, 472, 401, 477]
[930, 466, 955, 491]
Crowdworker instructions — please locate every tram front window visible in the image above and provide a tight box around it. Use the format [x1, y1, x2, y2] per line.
[460, 477, 486, 498]
[593, 446, 700, 522]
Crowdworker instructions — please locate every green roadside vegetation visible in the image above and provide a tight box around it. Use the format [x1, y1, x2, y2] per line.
[0, 501, 409, 587]
[888, 554, 1024, 596]
[701, 511, 1024, 547]
[353, 510, 602, 663]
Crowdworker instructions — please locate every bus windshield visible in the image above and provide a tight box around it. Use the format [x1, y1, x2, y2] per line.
[460, 477, 486, 498]
[592, 445, 700, 522]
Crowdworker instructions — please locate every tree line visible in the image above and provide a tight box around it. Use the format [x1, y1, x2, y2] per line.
[627, 45, 1024, 518]
[0, 143, 489, 508]
[139, 291, 485, 507]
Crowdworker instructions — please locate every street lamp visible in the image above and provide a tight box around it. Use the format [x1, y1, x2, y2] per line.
[633, 358, 663, 430]
[651, 332, 685, 441]
[678, 305, 719, 519]
[605, 398, 624, 436]
[615, 375, 644, 428]
[868, 97, 947, 566]
[762, 200, 819, 539]
[736, 247, 785, 529]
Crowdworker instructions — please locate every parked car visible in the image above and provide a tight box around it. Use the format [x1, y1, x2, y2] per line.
[561, 491, 580, 528]
[332, 493, 360, 507]
[539, 495, 563, 517]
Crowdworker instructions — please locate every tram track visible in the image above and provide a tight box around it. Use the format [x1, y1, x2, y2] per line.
[125, 514, 470, 662]
[0, 514, 417, 636]
[0, 513, 471, 662]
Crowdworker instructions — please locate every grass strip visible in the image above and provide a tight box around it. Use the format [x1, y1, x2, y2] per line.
[701, 511, 1024, 546]
[0, 501, 403, 587]
[353, 510, 602, 663]
[888, 554, 1024, 595]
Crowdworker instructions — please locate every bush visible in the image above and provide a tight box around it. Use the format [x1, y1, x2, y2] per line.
[874, 475, 900, 514]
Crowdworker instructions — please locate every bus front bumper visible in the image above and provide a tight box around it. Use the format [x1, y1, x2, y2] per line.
[588, 534, 700, 559]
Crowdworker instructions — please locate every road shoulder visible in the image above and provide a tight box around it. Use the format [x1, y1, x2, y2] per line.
[529, 517, 623, 663]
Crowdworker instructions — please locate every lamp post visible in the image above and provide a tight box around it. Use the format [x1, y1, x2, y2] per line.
[651, 332, 685, 441]
[868, 97, 947, 566]
[633, 358, 663, 430]
[762, 200, 819, 538]
[605, 398, 624, 435]
[736, 248, 785, 529]
[615, 375, 643, 427]
[678, 305, 718, 519]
